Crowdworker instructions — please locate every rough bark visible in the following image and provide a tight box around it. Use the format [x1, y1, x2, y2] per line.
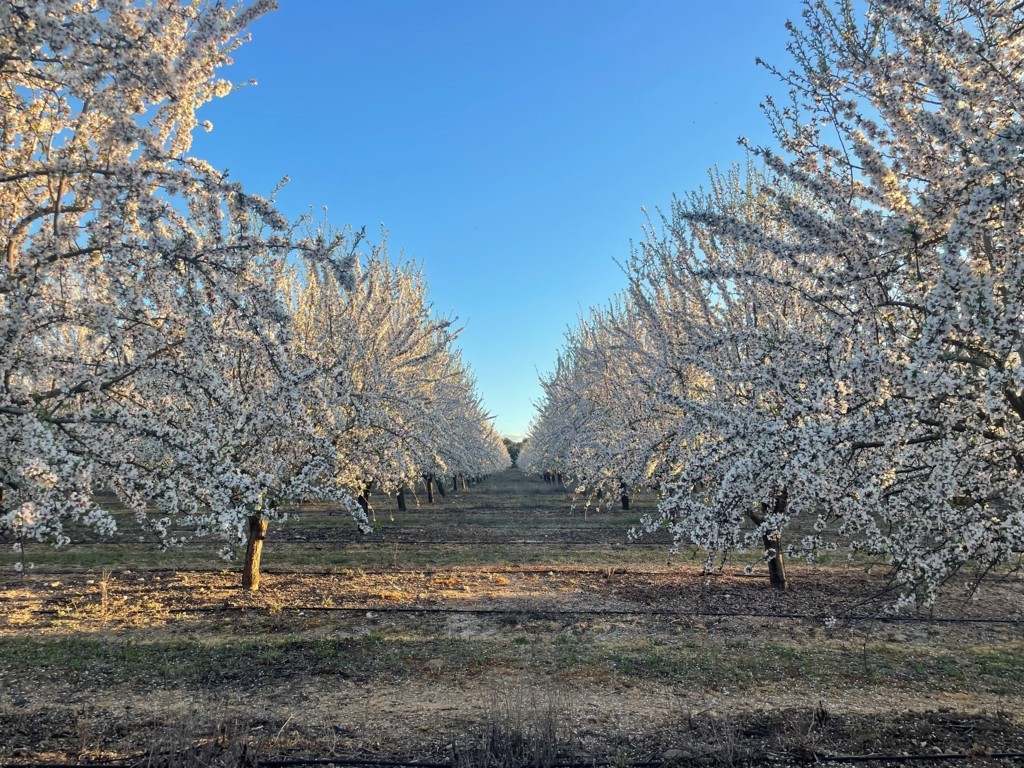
[242, 515, 269, 591]
[424, 475, 434, 504]
[763, 529, 788, 590]
[396, 489, 407, 512]
[748, 488, 789, 590]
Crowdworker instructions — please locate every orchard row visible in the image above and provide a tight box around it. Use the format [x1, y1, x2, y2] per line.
[522, 0, 1024, 607]
[0, 1, 509, 589]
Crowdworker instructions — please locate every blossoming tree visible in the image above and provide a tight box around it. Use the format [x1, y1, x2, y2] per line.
[528, 0, 1024, 604]
[0, 0, 321, 561]
[3, 1, 396, 590]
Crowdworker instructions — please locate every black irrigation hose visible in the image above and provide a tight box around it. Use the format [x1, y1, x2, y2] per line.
[0, 563, 947, 581]
[818, 751, 1024, 763]
[257, 760, 450, 768]
[180, 604, 1024, 626]
[9, 601, 1023, 625]
[35, 539, 674, 547]
[4, 752, 1024, 768]
[258, 761, 664, 768]
[0, 565, 688, 577]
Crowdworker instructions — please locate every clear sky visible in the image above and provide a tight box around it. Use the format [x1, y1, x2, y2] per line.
[192, 1, 798, 438]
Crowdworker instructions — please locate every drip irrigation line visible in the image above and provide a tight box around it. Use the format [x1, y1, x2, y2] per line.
[11, 601, 1023, 625]
[817, 751, 1024, 763]
[257, 760, 450, 768]
[0, 565, 693, 578]
[41, 538, 674, 548]
[186, 605, 1024, 625]
[258, 761, 664, 768]
[0, 564, 938, 586]
[3, 751, 1024, 768]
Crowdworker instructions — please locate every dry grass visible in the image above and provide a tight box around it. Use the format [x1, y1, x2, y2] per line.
[1, 470, 1023, 763]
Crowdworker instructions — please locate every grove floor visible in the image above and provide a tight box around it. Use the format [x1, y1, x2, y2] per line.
[1, 470, 1023, 766]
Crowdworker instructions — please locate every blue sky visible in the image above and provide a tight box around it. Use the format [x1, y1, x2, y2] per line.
[193, 1, 797, 438]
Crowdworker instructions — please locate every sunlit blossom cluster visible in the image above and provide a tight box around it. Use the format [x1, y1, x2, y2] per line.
[0, 0, 508, 585]
[524, 0, 1024, 606]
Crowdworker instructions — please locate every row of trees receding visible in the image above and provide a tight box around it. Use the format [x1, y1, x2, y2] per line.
[521, 0, 1024, 607]
[0, 0, 509, 590]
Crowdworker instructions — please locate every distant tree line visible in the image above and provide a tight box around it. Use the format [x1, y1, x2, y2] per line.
[502, 438, 526, 467]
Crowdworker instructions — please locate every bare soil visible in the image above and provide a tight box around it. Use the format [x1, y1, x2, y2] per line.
[1, 469, 1022, 766]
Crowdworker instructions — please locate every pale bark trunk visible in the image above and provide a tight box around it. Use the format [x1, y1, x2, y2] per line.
[242, 515, 269, 591]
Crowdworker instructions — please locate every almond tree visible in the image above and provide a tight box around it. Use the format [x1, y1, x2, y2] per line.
[522, 301, 667, 508]
[625, 162, 837, 589]
[289, 242, 455, 511]
[720, 0, 1024, 603]
[427, 361, 511, 485]
[288, 242, 508, 518]
[0, 0, 366, 584]
[632, 0, 1024, 602]
[532, 0, 1024, 603]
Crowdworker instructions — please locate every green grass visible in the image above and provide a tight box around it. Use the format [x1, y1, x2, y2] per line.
[3, 470, 868, 573]
[4, 627, 1021, 696]
[0, 471, 641, 566]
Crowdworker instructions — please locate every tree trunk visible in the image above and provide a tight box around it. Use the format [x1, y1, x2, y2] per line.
[396, 489, 407, 512]
[461, 475, 469, 491]
[424, 475, 434, 504]
[749, 488, 788, 590]
[620, 481, 630, 511]
[435, 476, 446, 498]
[763, 530, 788, 590]
[242, 515, 269, 591]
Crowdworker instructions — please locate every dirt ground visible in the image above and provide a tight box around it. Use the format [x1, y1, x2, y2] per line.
[1, 470, 1023, 766]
